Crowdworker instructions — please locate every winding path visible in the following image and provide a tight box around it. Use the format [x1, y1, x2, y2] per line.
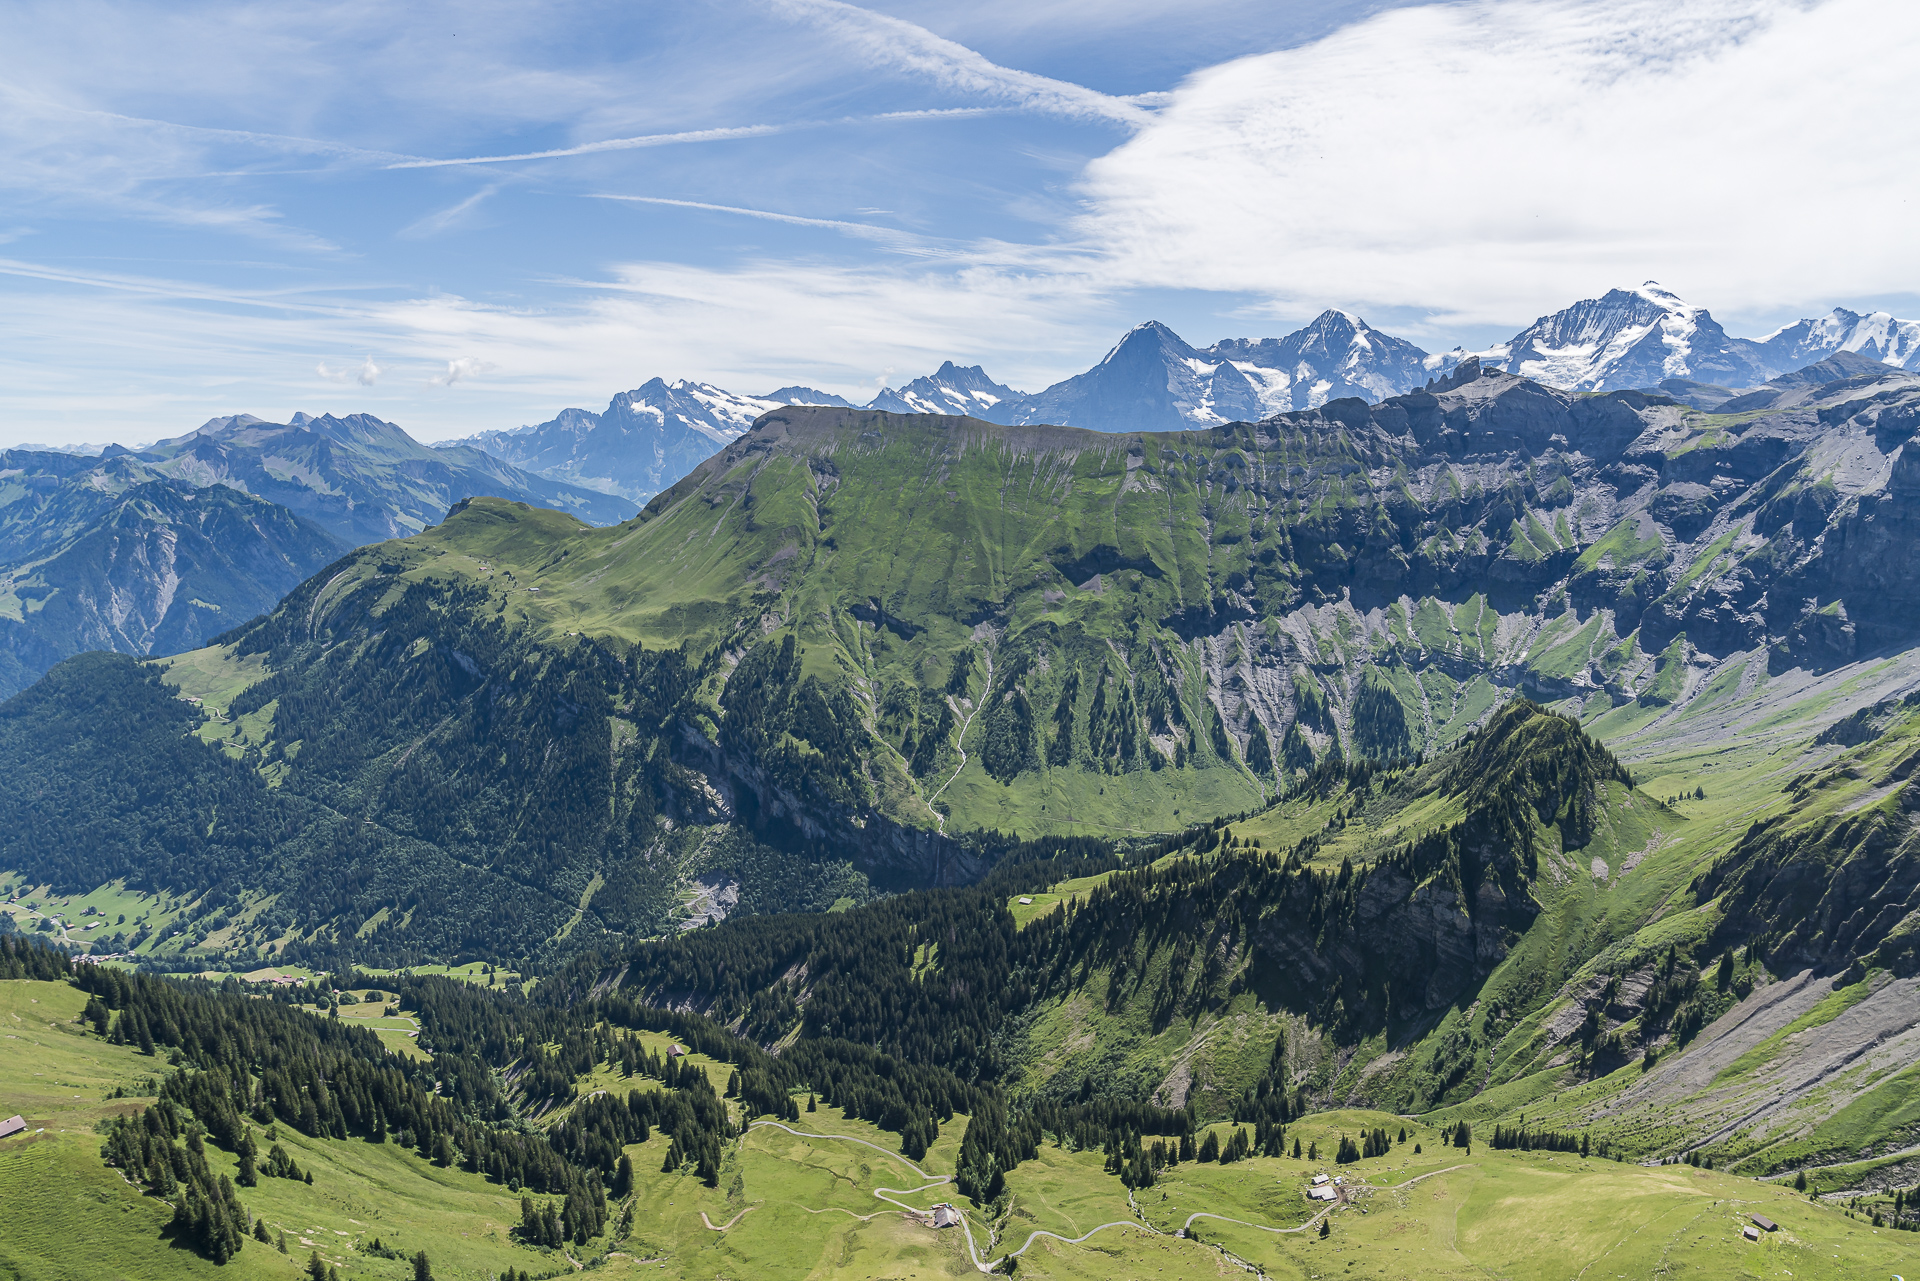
[925, 650, 993, 833]
[744, 1122, 1453, 1273]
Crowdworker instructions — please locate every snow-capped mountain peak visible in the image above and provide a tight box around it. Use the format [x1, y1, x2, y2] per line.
[1006, 320, 1265, 430]
[436, 289, 1920, 510]
[1758, 307, 1920, 373]
[867, 361, 1022, 418]
[1482, 282, 1773, 393]
[1207, 309, 1435, 412]
[438, 377, 784, 503]
[762, 386, 858, 408]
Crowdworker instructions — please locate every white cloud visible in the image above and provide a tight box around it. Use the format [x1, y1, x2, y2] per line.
[0, 253, 1108, 444]
[1074, 0, 1920, 327]
[430, 356, 498, 386]
[318, 355, 383, 386]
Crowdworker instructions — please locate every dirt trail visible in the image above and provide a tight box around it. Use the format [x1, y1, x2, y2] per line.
[927, 649, 993, 832]
[746, 1121, 1436, 1274]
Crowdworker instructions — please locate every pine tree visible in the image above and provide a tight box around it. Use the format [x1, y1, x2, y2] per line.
[1318, 1217, 1330, 1238]
[255, 1217, 271, 1243]
[236, 1129, 258, 1187]
[612, 1153, 634, 1199]
[413, 1250, 433, 1281]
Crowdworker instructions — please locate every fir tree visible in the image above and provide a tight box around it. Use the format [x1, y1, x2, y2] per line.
[612, 1153, 634, 1199]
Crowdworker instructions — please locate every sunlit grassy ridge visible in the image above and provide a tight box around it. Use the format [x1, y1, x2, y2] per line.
[128, 404, 1827, 852]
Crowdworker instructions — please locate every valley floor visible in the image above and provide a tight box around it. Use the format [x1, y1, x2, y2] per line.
[3, 978, 1911, 1281]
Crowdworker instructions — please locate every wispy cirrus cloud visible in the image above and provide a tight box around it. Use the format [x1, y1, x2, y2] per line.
[399, 185, 501, 239]
[767, 0, 1156, 128]
[385, 124, 792, 171]
[589, 194, 944, 255]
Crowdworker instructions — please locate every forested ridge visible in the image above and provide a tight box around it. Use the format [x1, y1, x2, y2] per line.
[0, 570, 892, 971]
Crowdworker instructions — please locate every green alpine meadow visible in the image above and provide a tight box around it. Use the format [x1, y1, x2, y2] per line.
[6, 345, 1920, 1279]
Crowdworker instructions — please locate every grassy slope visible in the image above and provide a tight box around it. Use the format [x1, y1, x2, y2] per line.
[0, 979, 584, 1281]
[8, 974, 1914, 1279]
[999, 654, 1920, 1177]
[128, 410, 1782, 852]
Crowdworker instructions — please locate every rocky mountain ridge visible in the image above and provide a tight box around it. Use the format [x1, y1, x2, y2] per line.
[136, 410, 633, 543]
[0, 411, 632, 696]
[0, 450, 345, 698]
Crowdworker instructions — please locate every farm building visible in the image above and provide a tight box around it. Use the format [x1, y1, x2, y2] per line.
[667, 1044, 688, 1058]
[1308, 1186, 1338, 1202]
[930, 1204, 960, 1228]
[1311, 1173, 1330, 1186]
[0, 1115, 27, 1139]
[1750, 1214, 1777, 1232]
[1742, 1226, 1760, 1242]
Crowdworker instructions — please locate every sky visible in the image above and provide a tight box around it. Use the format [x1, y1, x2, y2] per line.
[0, 0, 1915, 446]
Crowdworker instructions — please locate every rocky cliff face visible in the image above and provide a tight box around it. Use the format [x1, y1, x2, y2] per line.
[0, 477, 343, 699]
[633, 351, 1920, 833]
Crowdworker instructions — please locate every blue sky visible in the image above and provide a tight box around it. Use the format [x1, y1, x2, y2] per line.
[0, 0, 1914, 446]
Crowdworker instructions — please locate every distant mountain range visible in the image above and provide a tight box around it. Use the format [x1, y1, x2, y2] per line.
[0, 412, 633, 697]
[0, 450, 344, 698]
[7, 283, 1915, 695]
[448, 284, 1920, 503]
[137, 411, 633, 544]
